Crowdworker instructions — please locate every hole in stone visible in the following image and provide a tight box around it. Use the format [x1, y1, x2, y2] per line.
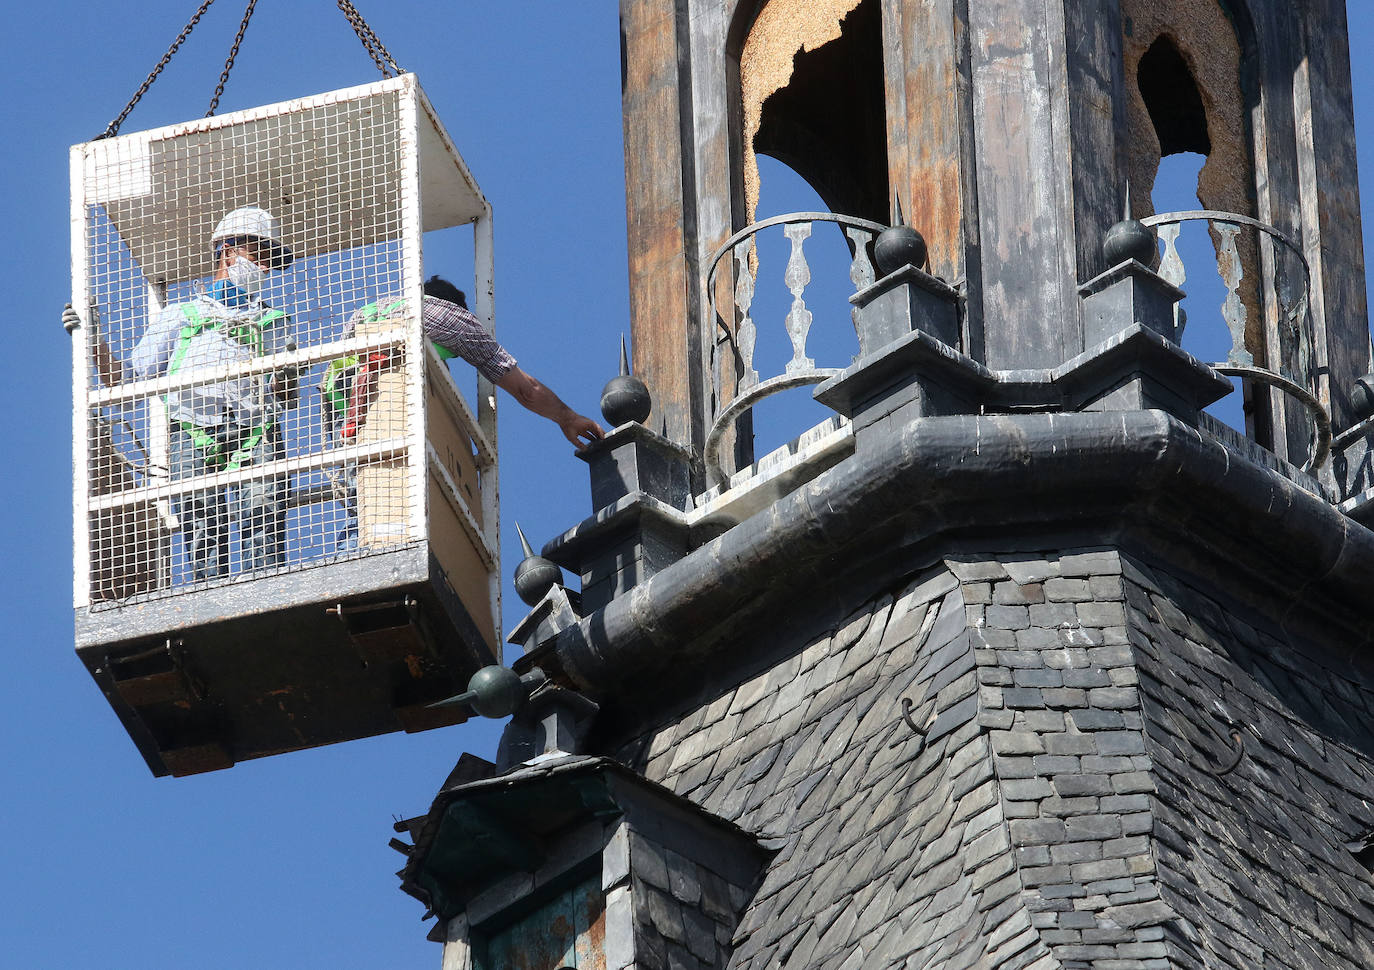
[1138, 35, 1211, 158]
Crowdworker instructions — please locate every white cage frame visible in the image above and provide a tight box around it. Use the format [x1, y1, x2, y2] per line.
[70, 75, 501, 649]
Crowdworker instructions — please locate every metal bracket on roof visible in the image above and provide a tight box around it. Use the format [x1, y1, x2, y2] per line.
[886, 696, 928, 753]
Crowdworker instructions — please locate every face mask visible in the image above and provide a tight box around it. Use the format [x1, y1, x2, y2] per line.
[226, 255, 266, 301]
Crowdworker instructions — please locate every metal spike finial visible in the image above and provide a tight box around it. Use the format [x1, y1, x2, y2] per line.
[874, 192, 928, 275]
[513, 524, 562, 606]
[600, 336, 652, 426]
[1104, 182, 1156, 267]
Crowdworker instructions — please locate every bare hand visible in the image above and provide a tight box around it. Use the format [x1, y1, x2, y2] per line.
[62, 304, 81, 334]
[561, 413, 605, 451]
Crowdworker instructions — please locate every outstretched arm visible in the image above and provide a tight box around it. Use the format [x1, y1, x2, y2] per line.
[496, 367, 605, 450]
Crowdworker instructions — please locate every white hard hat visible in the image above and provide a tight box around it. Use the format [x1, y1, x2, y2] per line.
[211, 206, 293, 269]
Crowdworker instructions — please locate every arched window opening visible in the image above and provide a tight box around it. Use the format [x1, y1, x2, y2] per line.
[739, 156, 866, 464]
[1152, 152, 1247, 432]
[1123, 2, 1275, 449]
[1138, 36, 1211, 159]
[739, 0, 888, 226]
[707, 0, 890, 483]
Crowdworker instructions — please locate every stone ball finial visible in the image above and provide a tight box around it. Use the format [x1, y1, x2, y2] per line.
[1104, 183, 1157, 267]
[1351, 373, 1374, 422]
[465, 665, 525, 719]
[1104, 218, 1157, 267]
[600, 334, 652, 426]
[513, 522, 562, 606]
[873, 225, 928, 276]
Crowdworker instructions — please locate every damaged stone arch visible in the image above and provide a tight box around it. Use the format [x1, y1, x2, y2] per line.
[1122, 0, 1260, 225]
[727, 0, 890, 227]
[1122, 0, 1277, 436]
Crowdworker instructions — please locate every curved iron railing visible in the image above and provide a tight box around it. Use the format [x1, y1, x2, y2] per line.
[1142, 209, 1329, 472]
[704, 212, 888, 486]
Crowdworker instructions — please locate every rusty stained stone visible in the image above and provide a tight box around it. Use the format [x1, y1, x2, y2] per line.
[904, 158, 964, 282]
[1120, 0, 1265, 363]
[887, 0, 967, 281]
[621, 1, 698, 446]
[738, 0, 866, 222]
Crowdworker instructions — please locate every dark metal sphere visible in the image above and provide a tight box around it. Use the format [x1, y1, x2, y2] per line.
[1104, 219, 1157, 267]
[873, 225, 928, 276]
[1352, 373, 1374, 421]
[601, 374, 652, 426]
[514, 553, 563, 606]
[466, 665, 524, 719]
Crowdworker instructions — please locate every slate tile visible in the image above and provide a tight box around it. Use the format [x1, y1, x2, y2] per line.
[992, 730, 1047, 756]
[996, 581, 1046, 605]
[1010, 818, 1067, 845]
[664, 850, 701, 906]
[1059, 551, 1122, 577]
[1002, 687, 1046, 708]
[1043, 647, 1091, 669]
[1015, 667, 1065, 688]
[1050, 840, 1103, 864]
[987, 605, 1032, 630]
[946, 559, 1009, 582]
[964, 582, 992, 605]
[1044, 732, 1097, 756]
[1041, 688, 1088, 708]
[1039, 795, 1100, 816]
[1046, 577, 1093, 602]
[1063, 667, 1113, 689]
[1021, 710, 1067, 732]
[632, 833, 671, 891]
[1088, 687, 1139, 710]
[1103, 899, 1174, 928]
[1054, 774, 1113, 797]
[928, 588, 969, 652]
[1028, 603, 1080, 627]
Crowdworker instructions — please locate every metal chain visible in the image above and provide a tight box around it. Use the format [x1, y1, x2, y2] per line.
[98, 0, 402, 139]
[206, 0, 258, 116]
[97, 0, 218, 139]
[336, 0, 402, 77]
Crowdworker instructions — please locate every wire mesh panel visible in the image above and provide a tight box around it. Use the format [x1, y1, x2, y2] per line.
[70, 78, 501, 774]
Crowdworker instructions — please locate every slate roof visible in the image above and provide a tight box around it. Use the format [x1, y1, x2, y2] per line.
[609, 549, 1374, 969]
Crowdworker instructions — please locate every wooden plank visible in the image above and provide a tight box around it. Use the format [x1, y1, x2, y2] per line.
[1297, 0, 1372, 437]
[968, 0, 1076, 368]
[1062, 0, 1128, 354]
[620, 0, 700, 455]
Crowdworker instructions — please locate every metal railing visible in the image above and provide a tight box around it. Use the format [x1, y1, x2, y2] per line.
[705, 211, 888, 486]
[1142, 209, 1329, 472]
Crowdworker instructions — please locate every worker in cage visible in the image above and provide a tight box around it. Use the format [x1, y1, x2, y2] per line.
[321, 275, 604, 551]
[67, 205, 299, 583]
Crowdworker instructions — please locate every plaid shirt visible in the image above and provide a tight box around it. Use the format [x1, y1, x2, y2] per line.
[421, 296, 516, 383]
[344, 295, 516, 383]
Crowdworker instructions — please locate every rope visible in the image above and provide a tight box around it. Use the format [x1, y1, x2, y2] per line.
[97, 0, 218, 139]
[206, 0, 258, 116]
[336, 0, 402, 77]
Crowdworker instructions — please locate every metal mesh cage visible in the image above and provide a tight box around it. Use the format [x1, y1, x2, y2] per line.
[71, 76, 499, 646]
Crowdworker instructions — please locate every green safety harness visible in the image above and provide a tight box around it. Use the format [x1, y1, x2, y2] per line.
[169, 303, 286, 472]
[322, 298, 454, 416]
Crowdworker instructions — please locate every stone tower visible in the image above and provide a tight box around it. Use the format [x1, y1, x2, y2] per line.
[394, 2, 1374, 969]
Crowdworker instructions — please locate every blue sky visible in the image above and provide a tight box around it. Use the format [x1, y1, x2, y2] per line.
[1, 3, 1371, 968]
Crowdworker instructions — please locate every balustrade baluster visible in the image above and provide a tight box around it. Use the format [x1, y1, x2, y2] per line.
[846, 226, 875, 342]
[1158, 223, 1187, 339]
[733, 239, 759, 392]
[1213, 221, 1254, 366]
[783, 222, 816, 375]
